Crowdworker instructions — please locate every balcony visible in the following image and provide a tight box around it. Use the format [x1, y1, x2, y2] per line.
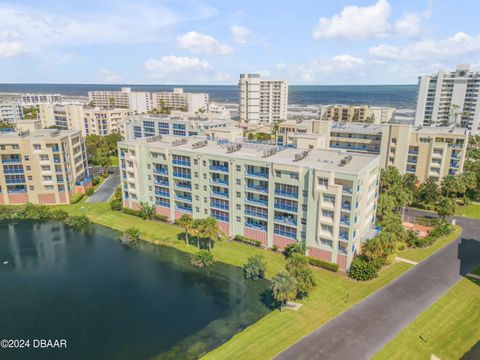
[211, 190, 229, 198]
[245, 197, 268, 206]
[173, 172, 191, 179]
[212, 213, 229, 222]
[175, 194, 192, 202]
[274, 202, 297, 213]
[245, 208, 268, 219]
[408, 150, 419, 155]
[155, 200, 170, 208]
[172, 159, 191, 167]
[155, 190, 170, 197]
[174, 182, 191, 190]
[154, 179, 169, 186]
[450, 162, 460, 169]
[7, 187, 27, 193]
[245, 170, 268, 179]
[273, 228, 296, 239]
[2, 158, 22, 164]
[5, 178, 26, 184]
[342, 186, 353, 195]
[274, 215, 297, 226]
[341, 202, 352, 211]
[339, 232, 349, 241]
[210, 165, 228, 173]
[175, 205, 192, 213]
[210, 178, 228, 186]
[246, 184, 268, 193]
[245, 221, 267, 232]
[3, 168, 24, 174]
[153, 167, 168, 175]
[274, 189, 298, 198]
[211, 202, 229, 210]
[340, 217, 350, 226]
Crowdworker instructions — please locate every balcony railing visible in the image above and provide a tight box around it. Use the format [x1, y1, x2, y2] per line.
[211, 202, 229, 210]
[245, 197, 268, 206]
[273, 228, 296, 239]
[7, 188, 27, 193]
[2, 158, 22, 164]
[153, 167, 168, 175]
[246, 184, 268, 193]
[212, 213, 229, 222]
[210, 165, 228, 172]
[3, 169, 24, 174]
[342, 186, 353, 194]
[154, 179, 169, 186]
[155, 200, 170, 208]
[211, 190, 229, 198]
[173, 172, 191, 179]
[245, 171, 268, 179]
[175, 205, 192, 213]
[245, 222, 267, 232]
[274, 203, 297, 212]
[175, 194, 192, 202]
[174, 183, 191, 190]
[274, 216, 297, 226]
[5, 178, 26, 184]
[340, 218, 350, 226]
[245, 209, 268, 219]
[211, 178, 228, 185]
[172, 159, 191, 166]
[341, 203, 352, 211]
[274, 189, 298, 198]
[339, 232, 349, 241]
[155, 190, 170, 197]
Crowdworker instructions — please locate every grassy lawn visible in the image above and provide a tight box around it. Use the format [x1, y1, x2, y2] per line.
[456, 203, 480, 219]
[58, 202, 413, 359]
[109, 156, 119, 167]
[373, 269, 480, 360]
[397, 225, 462, 262]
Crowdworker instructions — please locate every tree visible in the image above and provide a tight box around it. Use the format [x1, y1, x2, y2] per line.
[416, 177, 440, 208]
[286, 253, 316, 298]
[271, 271, 297, 311]
[139, 201, 156, 220]
[195, 217, 224, 251]
[177, 214, 193, 246]
[362, 232, 398, 267]
[349, 257, 378, 281]
[190, 250, 214, 268]
[283, 242, 306, 258]
[435, 196, 455, 220]
[243, 254, 267, 280]
[376, 194, 396, 222]
[122, 227, 141, 245]
[441, 175, 462, 198]
[379, 167, 413, 210]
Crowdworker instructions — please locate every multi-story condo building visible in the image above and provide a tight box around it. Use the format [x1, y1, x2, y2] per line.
[239, 74, 288, 125]
[0, 102, 24, 123]
[39, 103, 130, 136]
[88, 87, 209, 116]
[319, 105, 396, 124]
[278, 120, 468, 182]
[0, 129, 91, 205]
[415, 64, 480, 133]
[118, 136, 380, 270]
[21, 93, 64, 105]
[124, 115, 235, 140]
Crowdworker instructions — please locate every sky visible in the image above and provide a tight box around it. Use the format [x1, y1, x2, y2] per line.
[1, 0, 480, 85]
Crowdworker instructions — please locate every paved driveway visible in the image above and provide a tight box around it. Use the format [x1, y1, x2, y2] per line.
[275, 210, 480, 360]
[86, 174, 121, 203]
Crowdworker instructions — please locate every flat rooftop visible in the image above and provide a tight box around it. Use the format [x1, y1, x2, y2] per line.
[128, 115, 234, 125]
[120, 136, 379, 174]
[0, 129, 79, 141]
[331, 122, 383, 134]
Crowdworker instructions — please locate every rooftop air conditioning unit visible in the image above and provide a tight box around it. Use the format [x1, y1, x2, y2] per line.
[172, 138, 188, 146]
[226, 143, 242, 153]
[339, 155, 353, 166]
[294, 150, 309, 162]
[192, 140, 208, 149]
[146, 135, 162, 143]
[18, 130, 30, 138]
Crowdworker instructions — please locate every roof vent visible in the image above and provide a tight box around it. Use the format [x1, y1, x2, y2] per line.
[192, 140, 207, 149]
[294, 150, 309, 162]
[339, 155, 353, 167]
[18, 130, 30, 138]
[226, 143, 242, 153]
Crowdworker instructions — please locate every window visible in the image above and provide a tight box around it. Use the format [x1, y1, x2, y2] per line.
[194, 159, 198, 165]
[236, 179, 241, 185]
[320, 238, 332, 248]
[12, 144, 19, 150]
[195, 207, 199, 212]
[236, 191, 241, 198]
[275, 170, 281, 177]
[26, 166, 31, 171]
[203, 161, 206, 166]
[40, 155, 49, 161]
[29, 185, 34, 190]
[301, 218, 307, 225]
[236, 204, 241, 210]
[236, 216, 241, 222]
[236, 165, 241, 171]
[321, 224, 333, 234]
[195, 184, 199, 190]
[318, 177, 328, 186]
[195, 196, 199, 201]
[203, 174, 206, 179]
[323, 194, 335, 204]
[203, 186, 207, 191]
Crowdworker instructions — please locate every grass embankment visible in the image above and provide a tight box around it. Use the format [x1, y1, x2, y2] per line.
[374, 268, 480, 360]
[398, 225, 462, 262]
[59, 202, 412, 359]
[456, 203, 480, 219]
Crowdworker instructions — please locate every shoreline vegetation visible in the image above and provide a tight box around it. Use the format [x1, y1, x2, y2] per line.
[0, 201, 463, 359]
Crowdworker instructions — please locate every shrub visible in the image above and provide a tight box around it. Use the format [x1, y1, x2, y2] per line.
[243, 254, 267, 280]
[307, 257, 339, 272]
[50, 209, 69, 220]
[122, 207, 142, 217]
[69, 193, 84, 204]
[85, 187, 95, 197]
[64, 215, 91, 228]
[92, 176, 101, 186]
[154, 214, 168, 222]
[234, 234, 261, 247]
[18, 203, 51, 220]
[349, 257, 378, 281]
[0, 206, 19, 220]
[110, 198, 123, 211]
[190, 250, 214, 268]
[283, 242, 306, 258]
[272, 245, 278, 252]
[122, 227, 140, 245]
[101, 172, 109, 178]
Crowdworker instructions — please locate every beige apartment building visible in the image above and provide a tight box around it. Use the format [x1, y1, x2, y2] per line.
[319, 105, 396, 124]
[0, 129, 91, 205]
[118, 136, 380, 270]
[277, 120, 468, 182]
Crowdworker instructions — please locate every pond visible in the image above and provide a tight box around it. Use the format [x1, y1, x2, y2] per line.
[0, 221, 271, 359]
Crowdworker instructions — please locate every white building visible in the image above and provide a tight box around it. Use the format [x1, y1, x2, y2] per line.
[415, 64, 480, 134]
[239, 74, 288, 125]
[21, 93, 64, 105]
[0, 102, 24, 123]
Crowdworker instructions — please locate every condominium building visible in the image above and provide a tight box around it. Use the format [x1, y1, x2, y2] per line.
[39, 103, 130, 136]
[278, 120, 468, 182]
[239, 74, 288, 125]
[118, 136, 380, 270]
[319, 105, 396, 124]
[0, 129, 91, 205]
[21, 93, 64, 105]
[124, 115, 235, 140]
[0, 102, 24, 123]
[415, 64, 480, 133]
[88, 87, 209, 116]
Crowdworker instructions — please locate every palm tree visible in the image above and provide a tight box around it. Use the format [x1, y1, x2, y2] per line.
[200, 217, 223, 251]
[271, 271, 297, 312]
[177, 214, 193, 246]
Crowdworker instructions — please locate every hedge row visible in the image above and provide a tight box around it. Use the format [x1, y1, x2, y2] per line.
[121, 207, 168, 222]
[306, 257, 339, 272]
[234, 234, 262, 248]
[69, 193, 84, 204]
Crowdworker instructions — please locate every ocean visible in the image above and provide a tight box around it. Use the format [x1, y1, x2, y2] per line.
[0, 84, 417, 108]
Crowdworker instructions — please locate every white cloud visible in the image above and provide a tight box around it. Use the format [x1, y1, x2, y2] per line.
[369, 32, 480, 61]
[177, 31, 232, 55]
[231, 25, 251, 44]
[276, 63, 286, 70]
[0, 41, 28, 57]
[145, 55, 210, 82]
[100, 69, 123, 83]
[313, 0, 428, 40]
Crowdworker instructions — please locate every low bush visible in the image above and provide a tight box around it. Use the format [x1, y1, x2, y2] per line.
[110, 198, 123, 211]
[50, 209, 69, 220]
[283, 243, 306, 258]
[101, 172, 109, 179]
[69, 193, 84, 204]
[406, 220, 453, 248]
[349, 257, 378, 281]
[122, 227, 141, 245]
[122, 207, 142, 217]
[234, 234, 261, 247]
[190, 250, 214, 268]
[154, 214, 168, 222]
[272, 245, 278, 252]
[243, 254, 267, 280]
[85, 187, 95, 197]
[64, 215, 91, 228]
[92, 176, 101, 186]
[306, 257, 339, 272]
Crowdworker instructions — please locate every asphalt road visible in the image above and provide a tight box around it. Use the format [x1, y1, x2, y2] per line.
[275, 209, 480, 360]
[86, 174, 121, 203]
